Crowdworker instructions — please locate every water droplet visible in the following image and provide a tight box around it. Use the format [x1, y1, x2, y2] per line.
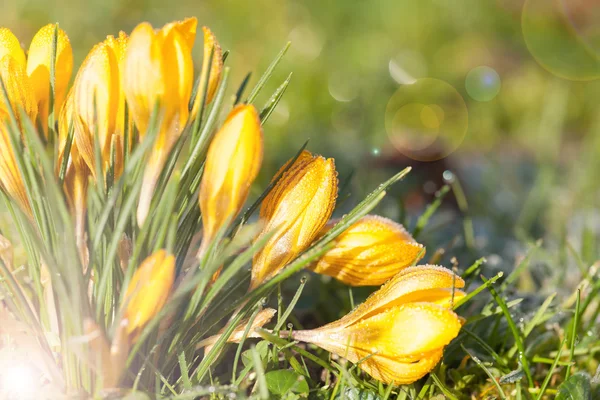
[442, 170, 455, 183]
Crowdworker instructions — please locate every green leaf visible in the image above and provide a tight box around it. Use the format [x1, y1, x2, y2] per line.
[242, 340, 270, 368]
[265, 370, 309, 396]
[556, 373, 592, 400]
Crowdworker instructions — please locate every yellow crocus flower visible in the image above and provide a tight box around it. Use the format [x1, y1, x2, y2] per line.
[122, 18, 196, 225]
[292, 265, 465, 384]
[72, 37, 128, 180]
[26, 23, 73, 136]
[123, 250, 175, 339]
[251, 150, 338, 289]
[0, 30, 38, 214]
[199, 104, 263, 254]
[309, 215, 424, 286]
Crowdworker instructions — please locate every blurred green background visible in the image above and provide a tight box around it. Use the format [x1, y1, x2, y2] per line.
[2, 0, 599, 292]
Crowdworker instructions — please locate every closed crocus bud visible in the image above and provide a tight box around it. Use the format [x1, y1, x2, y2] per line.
[72, 41, 121, 181]
[26, 24, 73, 136]
[292, 265, 466, 384]
[104, 31, 132, 154]
[309, 215, 424, 286]
[0, 34, 38, 215]
[123, 250, 175, 339]
[251, 151, 338, 289]
[199, 104, 263, 254]
[192, 26, 223, 115]
[123, 19, 196, 225]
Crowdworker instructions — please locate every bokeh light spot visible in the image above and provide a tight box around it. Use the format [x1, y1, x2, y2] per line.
[522, 0, 600, 81]
[465, 66, 501, 101]
[385, 78, 468, 162]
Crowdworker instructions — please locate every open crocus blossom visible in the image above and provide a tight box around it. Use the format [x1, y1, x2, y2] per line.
[199, 104, 263, 255]
[310, 215, 424, 286]
[292, 265, 465, 384]
[123, 250, 175, 340]
[123, 18, 196, 225]
[251, 150, 338, 289]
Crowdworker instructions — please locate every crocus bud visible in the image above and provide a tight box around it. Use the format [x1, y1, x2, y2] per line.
[251, 151, 338, 289]
[123, 19, 196, 225]
[192, 26, 223, 115]
[310, 215, 424, 286]
[199, 104, 263, 253]
[104, 31, 132, 154]
[292, 265, 466, 384]
[0, 32, 38, 214]
[123, 250, 175, 339]
[26, 24, 73, 136]
[72, 41, 121, 180]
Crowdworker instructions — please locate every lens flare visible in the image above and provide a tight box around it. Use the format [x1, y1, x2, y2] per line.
[465, 66, 501, 102]
[522, 0, 600, 81]
[0, 364, 38, 399]
[384, 78, 468, 162]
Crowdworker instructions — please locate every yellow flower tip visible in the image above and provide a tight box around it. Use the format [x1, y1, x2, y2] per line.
[251, 151, 338, 289]
[199, 104, 263, 249]
[26, 24, 73, 129]
[162, 17, 198, 50]
[123, 250, 175, 339]
[310, 215, 425, 286]
[292, 265, 465, 384]
[196, 26, 223, 109]
[0, 28, 26, 67]
[72, 41, 120, 179]
[0, 54, 38, 124]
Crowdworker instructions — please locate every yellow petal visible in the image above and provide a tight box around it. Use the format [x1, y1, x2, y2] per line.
[310, 215, 424, 286]
[251, 151, 338, 288]
[26, 24, 73, 134]
[105, 31, 132, 146]
[123, 22, 165, 137]
[192, 26, 223, 115]
[329, 265, 465, 330]
[160, 26, 193, 132]
[0, 28, 26, 67]
[199, 104, 263, 250]
[162, 17, 198, 51]
[360, 351, 444, 384]
[72, 42, 120, 178]
[124, 250, 175, 339]
[0, 54, 38, 123]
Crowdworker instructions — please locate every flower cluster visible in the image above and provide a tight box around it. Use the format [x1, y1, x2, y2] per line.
[0, 18, 465, 391]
